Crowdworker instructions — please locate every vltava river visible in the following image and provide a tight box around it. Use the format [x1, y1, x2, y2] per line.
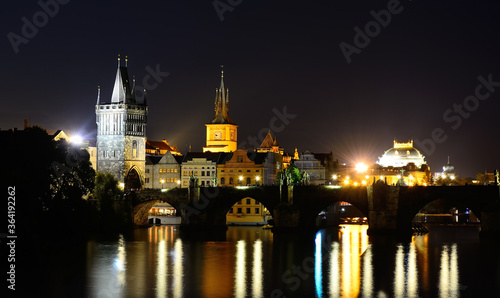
[81, 225, 500, 297]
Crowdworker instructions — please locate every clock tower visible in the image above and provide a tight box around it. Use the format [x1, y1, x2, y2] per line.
[203, 67, 238, 152]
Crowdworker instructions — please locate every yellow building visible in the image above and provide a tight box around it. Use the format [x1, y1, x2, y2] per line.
[227, 197, 269, 225]
[217, 149, 264, 186]
[203, 67, 238, 153]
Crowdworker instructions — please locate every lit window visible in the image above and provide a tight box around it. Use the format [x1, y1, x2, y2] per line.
[255, 208, 260, 214]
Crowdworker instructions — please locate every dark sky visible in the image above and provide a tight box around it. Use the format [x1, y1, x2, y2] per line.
[2, 0, 500, 177]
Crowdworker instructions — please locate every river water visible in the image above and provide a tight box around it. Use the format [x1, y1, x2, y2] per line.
[36, 225, 500, 297]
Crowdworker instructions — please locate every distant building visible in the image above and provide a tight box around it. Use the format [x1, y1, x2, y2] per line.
[433, 156, 456, 181]
[146, 139, 181, 156]
[257, 131, 283, 154]
[217, 149, 264, 186]
[95, 56, 147, 189]
[377, 140, 426, 168]
[180, 152, 220, 187]
[145, 151, 182, 189]
[294, 150, 326, 185]
[203, 68, 238, 153]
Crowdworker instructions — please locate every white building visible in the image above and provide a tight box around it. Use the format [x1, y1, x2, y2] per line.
[377, 140, 426, 168]
[294, 150, 326, 185]
[180, 152, 220, 187]
[145, 151, 182, 189]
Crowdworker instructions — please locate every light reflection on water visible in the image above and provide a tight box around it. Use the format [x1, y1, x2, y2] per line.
[85, 225, 482, 297]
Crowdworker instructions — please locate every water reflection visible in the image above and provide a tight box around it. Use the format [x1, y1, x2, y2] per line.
[84, 225, 473, 297]
[234, 240, 246, 298]
[439, 244, 459, 298]
[252, 239, 263, 298]
[394, 243, 419, 297]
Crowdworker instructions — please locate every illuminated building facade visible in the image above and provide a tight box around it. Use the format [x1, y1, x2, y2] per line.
[95, 56, 147, 189]
[376, 140, 426, 168]
[203, 68, 238, 153]
[145, 151, 182, 189]
[217, 149, 264, 186]
[180, 152, 220, 187]
[294, 150, 326, 185]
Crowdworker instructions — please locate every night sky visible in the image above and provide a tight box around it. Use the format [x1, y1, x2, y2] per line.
[3, 0, 500, 177]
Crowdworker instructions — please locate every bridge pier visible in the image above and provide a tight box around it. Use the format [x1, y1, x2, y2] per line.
[367, 183, 412, 239]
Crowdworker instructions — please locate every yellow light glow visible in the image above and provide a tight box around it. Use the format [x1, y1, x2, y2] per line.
[70, 135, 83, 144]
[450, 175, 455, 180]
[380, 176, 384, 180]
[239, 176, 243, 181]
[119, 183, 124, 189]
[346, 176, 350, 180]
[365, 175, 369, 179]
[397, 175, 401, 179]
[256, 176, 260, 181]
[355, 163, 368, 173]
[332, 175, 338, 180]
[344, 180, 349, 185]
[362, 180, 367, 185]
[353, 182, 359, 186]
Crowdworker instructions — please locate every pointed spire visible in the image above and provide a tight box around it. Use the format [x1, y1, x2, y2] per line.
[210, 65, 233, 124]
[111, 55, 132, 103]
[96, 85, 101, 105]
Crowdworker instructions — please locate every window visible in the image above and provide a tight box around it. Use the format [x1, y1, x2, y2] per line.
[229, 177, 234, 184]
[246, 199, 251, 205]
[221, 177, 225, 185]
[201, 171, 205, 176]
[221, 170, 225, 173]
[237, 208, 242, 214]
[183, 171, 187, 176]
[212, 171, 215, 176]
[237, 200, 242, 205]
[238, 170, 242, 172]
[256, 170, 260, 172]
[145, 169, 150, 174]
[246, 208, 251, 214]
[145, 178, 150, 183]
[132, 140, 138, 158]
[183, 180, 188, 186]
[246, 177, 251, 185]
[229, 208, 233, 214]
[247, 170, 251, 172]
[255, 208, 260, 214]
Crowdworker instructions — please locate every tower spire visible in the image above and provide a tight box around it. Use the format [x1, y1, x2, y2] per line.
[118, 54, 121, 67]
[96, 85, 101, 105]
[210, 65, 233, 124]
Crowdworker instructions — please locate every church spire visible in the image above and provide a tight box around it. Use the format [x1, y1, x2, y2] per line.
[210, 65, 234, 124]
[96, 85, 101, 105]
[111, 54, 134, 104]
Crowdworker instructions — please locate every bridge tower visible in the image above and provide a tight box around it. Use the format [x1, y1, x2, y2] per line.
[96, 55, 148, 189]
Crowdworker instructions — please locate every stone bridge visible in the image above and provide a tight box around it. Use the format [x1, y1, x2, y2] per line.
[128, 183, 500, 237]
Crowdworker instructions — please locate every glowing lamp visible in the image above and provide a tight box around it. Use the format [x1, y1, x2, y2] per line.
[70, 135, 83, 144]
[355, 163, 368, 172]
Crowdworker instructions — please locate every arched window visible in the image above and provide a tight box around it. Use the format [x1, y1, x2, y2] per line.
[229, 177, 234, 185]
[132, 140, 138, 158]
[246, 177, 251, 185]
[221, 177, 225, 185]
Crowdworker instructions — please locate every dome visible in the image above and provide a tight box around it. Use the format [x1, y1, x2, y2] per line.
[443, 157, 455, 173]
[376, 140, 426, 168]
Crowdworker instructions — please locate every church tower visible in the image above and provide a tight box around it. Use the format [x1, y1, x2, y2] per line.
[203, 66, 238, 152]
[96, 55, 148, 189]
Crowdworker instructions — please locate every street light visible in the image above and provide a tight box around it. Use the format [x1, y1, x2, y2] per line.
[256, 176, 261, 185]
[355, 162, 368, 173]
[239, 176, 243, 185]
[176, 180, 181, 188]
[160, 179, 165, 189]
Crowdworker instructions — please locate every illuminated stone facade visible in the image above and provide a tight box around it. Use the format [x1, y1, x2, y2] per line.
[96, 57, 147, 189]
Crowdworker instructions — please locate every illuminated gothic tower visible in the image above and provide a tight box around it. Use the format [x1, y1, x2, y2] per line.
[95, 56, 147, 189]
[203, 67, 238, 153]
